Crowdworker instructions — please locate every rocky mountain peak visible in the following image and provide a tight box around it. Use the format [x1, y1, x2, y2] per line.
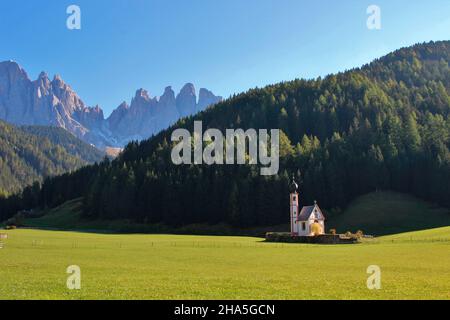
[35, 72, 51, 90]
[198, 88, 222, 112]
[176, 83, 197, 117]
[38, 71, 49, 80]
[163, 86, 174, 95]
[179, 83, 196, 96]
[52, 74, 67, 89]
[160, 86, 176, 103]
[134, 88, 150, 100]
[0, 60, 222, 149]
[0, 61, 32, 124]
[117, 101, 129, 110]
[0, 60, 24, 72]
[91, 105, 103, 115]
[0, 60, 29, 84]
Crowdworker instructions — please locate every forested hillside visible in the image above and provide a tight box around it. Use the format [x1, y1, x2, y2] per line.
[0, 121, 104, 195]
[20, 126, 105, 163]
[1, 41, 449, 227]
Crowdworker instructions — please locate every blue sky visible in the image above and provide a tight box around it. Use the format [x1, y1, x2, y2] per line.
[1, 0, 449, 116]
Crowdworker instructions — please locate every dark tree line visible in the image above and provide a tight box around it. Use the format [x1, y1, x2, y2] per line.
[1, 41, 449, 228]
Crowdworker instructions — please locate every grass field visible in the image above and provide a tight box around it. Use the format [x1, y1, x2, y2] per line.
[2, 191, 449, 300]
[1, 227, 450, 300]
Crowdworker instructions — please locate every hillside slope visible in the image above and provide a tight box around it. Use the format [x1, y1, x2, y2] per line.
[0, 120, 104, 194]
[328, 191, 450, 236]
[20, 125, 105, 163]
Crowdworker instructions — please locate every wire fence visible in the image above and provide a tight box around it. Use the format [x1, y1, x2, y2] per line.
[363, 237, 450, 245]
[18, 240, 300, 250]
[3, 236, 450, 250]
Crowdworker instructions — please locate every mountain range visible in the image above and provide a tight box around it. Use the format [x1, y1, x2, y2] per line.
[0, 61, 222, 149]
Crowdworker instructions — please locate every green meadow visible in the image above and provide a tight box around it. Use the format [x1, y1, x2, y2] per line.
[1, 191, 449, 300]
[1, 227, 449, 300]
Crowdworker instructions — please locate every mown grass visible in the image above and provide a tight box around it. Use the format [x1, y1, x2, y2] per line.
[1, 227, 449, 300]
[3, 191, 449, 299]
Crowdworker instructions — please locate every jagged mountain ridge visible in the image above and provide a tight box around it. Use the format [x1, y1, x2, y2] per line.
[0, 61, 222, 148]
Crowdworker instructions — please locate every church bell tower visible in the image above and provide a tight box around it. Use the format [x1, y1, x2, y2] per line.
[289, 176, 299, 236]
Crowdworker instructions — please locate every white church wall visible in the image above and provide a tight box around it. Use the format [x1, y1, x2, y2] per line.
[298, 221, 309, 236]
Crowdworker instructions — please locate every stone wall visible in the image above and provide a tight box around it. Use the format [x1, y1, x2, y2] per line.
[265, 232, 358, 244]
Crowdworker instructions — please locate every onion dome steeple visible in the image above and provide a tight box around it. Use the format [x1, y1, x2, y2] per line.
[289, 175, 299, 193]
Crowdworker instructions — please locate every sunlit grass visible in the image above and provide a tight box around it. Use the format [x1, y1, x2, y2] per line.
[1, 228, 449, 300]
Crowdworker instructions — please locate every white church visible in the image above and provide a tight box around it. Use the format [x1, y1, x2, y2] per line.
[289, 177, 325, 236]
